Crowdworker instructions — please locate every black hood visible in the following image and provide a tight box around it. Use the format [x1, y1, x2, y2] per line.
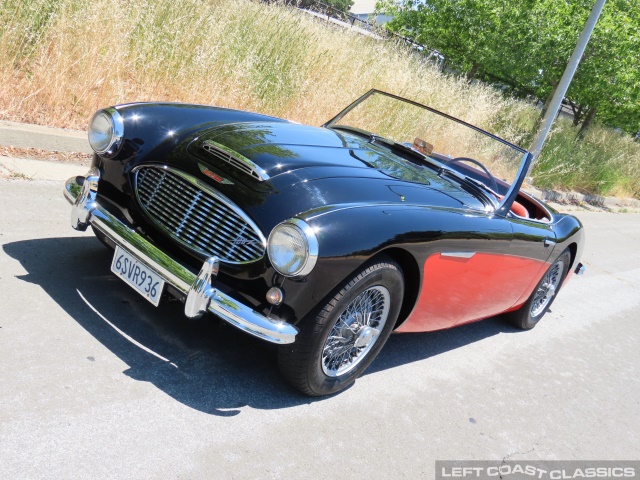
[181, 121, 487, 230]
[188, 121, 368, 179]
[188, 122, 480, 193]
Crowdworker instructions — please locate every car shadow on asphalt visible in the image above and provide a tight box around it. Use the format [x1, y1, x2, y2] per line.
[4, 236, 520, 415]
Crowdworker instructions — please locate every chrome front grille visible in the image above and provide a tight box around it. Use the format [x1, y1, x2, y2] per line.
[134, 166, 266, 264]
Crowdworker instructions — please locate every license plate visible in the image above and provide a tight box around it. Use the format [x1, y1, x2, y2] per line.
[110, 246, 165, 306]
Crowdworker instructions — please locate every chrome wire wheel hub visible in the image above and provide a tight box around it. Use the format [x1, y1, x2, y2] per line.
[530, 259, 565, 317]
[322, 286, 391, 377]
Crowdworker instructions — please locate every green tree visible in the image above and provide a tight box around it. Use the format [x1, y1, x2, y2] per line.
[379, 0, 640, 136]
[296, 0, 354, 14]
[325, 0, 355, 13]
[565, 1, 640, 135]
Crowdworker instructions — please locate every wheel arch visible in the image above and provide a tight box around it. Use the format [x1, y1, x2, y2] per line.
[377, 247, 421, 330]
[567, 242, 578, 271]
[552, 213, 585, 275]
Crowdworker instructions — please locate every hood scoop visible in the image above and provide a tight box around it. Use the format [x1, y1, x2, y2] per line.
[202, 139, 269, 182]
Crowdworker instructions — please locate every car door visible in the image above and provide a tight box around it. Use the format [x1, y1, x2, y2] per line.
[397, 211, 556, 333]
[499, 215, 558, 313]
[399, 211, 516, 332]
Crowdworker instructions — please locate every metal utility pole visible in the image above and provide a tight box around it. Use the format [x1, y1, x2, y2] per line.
[528, 0, 607, 174]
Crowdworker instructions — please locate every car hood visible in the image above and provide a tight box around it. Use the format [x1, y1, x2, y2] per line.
[188, 121, 377, 177]
[190, 121, 477, 187]
[182, 121, 487, 228]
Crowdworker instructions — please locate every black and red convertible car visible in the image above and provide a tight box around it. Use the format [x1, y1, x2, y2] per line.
[64, 90, 585, 396]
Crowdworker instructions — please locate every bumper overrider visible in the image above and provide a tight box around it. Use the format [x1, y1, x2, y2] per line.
[64, 168, 298, 344]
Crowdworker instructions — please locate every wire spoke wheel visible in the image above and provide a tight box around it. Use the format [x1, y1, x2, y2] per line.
[505, 248, 571, 330]
[321, 286, 390, 377]
[530, 257, 565, 317]
[278, 256, 404, 396]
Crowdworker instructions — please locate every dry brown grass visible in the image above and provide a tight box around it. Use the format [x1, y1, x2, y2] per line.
[535, 119, 640, 198]
[1, 0, 638, 197]
[0, 0, 534, 134]
[0, 145, 91, 163]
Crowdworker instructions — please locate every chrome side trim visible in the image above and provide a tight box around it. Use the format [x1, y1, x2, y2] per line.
[202, 140, 270, 182]
[64, 174, 297, 344]
[440, 251, 476, 259]
[575, 263, 586, 275]
[304, 203, 490, 221]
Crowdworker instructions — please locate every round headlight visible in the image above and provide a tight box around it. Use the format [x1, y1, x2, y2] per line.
[88, 107, 124, 156]
[268, 219, 319, 277]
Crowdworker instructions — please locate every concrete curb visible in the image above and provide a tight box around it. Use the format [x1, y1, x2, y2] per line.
[1, 119, 639, 210]
[523, 186, 640, 210]
[0, 120, 91, 154]
[0, 156, 87, 182]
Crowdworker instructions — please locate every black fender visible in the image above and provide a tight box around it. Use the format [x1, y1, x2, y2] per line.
[96, 102, 289, 166]
[277, 204, 513, 326]
[552, 214, 585, 270]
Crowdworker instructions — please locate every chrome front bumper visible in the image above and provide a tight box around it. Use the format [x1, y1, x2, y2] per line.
[64, 170, 297, 344]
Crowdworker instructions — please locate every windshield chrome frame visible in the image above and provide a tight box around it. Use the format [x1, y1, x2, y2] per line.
[323, 89, 532, 217]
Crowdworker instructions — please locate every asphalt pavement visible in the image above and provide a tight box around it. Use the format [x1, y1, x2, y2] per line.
[0, 165, 639, 478]
[0, 123, 639, 477]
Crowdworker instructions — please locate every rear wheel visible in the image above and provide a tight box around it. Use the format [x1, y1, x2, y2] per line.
[506, 249, 571, 330]
[278, 257, 404, 396]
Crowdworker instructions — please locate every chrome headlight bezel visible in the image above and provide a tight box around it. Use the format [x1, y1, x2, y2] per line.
[88, 107, 124, 157]
[267, 218, 319, 277]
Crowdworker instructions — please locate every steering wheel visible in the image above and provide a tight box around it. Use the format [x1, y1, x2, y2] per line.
[448, 157, 499, 194]
[450, 157, 530, 217]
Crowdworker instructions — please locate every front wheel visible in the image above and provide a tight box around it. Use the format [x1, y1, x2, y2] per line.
[506, 249, 571, 330]
[278, 257, 404, 396]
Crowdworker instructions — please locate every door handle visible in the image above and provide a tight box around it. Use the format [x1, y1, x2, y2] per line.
[544, 238, 556, 248]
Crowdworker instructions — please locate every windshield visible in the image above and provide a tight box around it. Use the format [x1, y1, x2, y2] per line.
[324, 90, 530, 211]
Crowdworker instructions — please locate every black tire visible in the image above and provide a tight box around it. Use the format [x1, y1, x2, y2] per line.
[278, 256, 404, 396]
[91, 225, 114, 250]
[506, 248, 571, 330]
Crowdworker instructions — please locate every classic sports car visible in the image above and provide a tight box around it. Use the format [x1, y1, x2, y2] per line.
[64, 90, 585, 396]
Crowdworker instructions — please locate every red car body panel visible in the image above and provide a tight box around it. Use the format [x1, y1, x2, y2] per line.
[397, 252, 549, 332]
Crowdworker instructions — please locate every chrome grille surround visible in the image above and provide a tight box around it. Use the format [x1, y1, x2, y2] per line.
[202, 140, 269, 182]
[133, 165, 266, 264]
